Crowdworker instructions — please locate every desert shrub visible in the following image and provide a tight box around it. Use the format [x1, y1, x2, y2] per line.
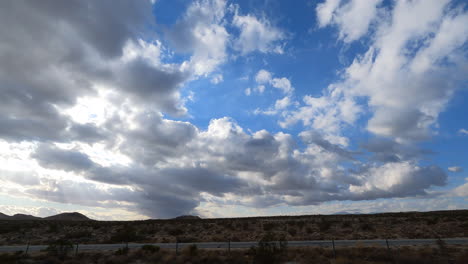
[296, 221, 305, 229]
[263, 222, 276, 231]
[177, 236, 197, 243]
[64, 230, 92, 240]
[249, 233, 287, 264]
[359, 222, 374, 232]
[141, 244, 160, 253]
[318, 220, 332, 232]
[426, 217, 439, 225]
[288, 228, 297, 236]
[186, 244, 198, 257]
[115, 247, 129, 256]
[341, 221, 352, 228]
[0, 224, 18, 234]
[110, 226, 141, 243]
[167, 227, 184, 236]
[45, 239, 74, 259]
[0, 252, 23, 264]
[306, 227, 313, 234]
[48, 223, 59, 233]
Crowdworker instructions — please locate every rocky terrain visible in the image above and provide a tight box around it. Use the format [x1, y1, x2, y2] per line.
[0, 210, 467, 246]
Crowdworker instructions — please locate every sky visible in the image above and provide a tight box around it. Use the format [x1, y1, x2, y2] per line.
[0, 0, 467, 220]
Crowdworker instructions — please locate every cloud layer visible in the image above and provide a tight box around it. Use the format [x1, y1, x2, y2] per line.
[0, 0, 466, 219]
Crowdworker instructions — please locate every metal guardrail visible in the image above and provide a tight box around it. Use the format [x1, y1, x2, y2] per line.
[1, 238, 467, 253]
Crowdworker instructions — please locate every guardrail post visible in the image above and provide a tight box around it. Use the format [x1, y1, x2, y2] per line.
[332, 239, 336, 259]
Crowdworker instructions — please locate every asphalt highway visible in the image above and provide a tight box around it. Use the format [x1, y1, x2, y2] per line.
[1, 238, 467, 253]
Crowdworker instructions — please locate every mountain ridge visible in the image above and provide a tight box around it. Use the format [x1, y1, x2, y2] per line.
[0, 212, 91, 221]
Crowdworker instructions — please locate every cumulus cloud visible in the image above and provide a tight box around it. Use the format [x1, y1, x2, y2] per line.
[459, 129, 468, 135]
[1, 0, 462, 219]
[167, 0, 229, 76]
[253, 69, 293, 95]
[232, 7, 286, 54]
[453, 179, 468, 197]
[317, 0, 383, 42]
[306, 0, 468, 142]
[255, 69, 272, 84]
[0, 0, 193, 146]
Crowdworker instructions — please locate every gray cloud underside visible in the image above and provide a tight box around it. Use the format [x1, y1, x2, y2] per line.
[0, 0, 460, 218]
[29, 116, 447, 217]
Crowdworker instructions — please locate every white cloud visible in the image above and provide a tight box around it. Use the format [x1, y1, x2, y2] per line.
[316, 0, 382, 42]
[255, 85, 265, 94]
[0, 0, 464, 220]
[168, 0, 229, 76]
[316, 0, 341, 27]
[232, 8, 285, 54]
[453, 178, 468, 197]
[448, 166, 463, 173]
[280, 85, 361, 144]
[308, 0, 468, 142]
[253, 69, 293, 95]
[459, 129, 468, 135]
[210, 73, 224, 84]
[275, 96, 291, 110]
[271, 77, 293, 94]
[255, 69, 272, 84]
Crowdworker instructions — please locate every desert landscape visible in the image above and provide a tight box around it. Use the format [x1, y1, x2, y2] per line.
[1, 210, 468, 263]
[1, 210, 467, 246]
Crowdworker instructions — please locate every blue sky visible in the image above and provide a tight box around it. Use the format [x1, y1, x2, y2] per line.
[0, 0, 467, 220]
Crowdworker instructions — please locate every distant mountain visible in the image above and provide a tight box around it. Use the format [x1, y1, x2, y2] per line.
[173, 215, 201, 220]
[11, 214, 41, 220]
[0, 212, 10, 220]
[0, 212, 91, 221]
[44, 212, 90, 221]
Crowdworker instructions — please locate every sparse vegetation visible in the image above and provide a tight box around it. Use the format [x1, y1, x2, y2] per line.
[0, 210, 467, 246]
[0, 244, 467, 264]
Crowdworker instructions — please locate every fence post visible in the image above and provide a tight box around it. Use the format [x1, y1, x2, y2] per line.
[75, 243, 79, 256]
[332, 239, 336, 259]
[175, 239, 179, 256]
[228, 240, 231, 254]
[25, 241, 30, 255]
[386, 239, 392, 263]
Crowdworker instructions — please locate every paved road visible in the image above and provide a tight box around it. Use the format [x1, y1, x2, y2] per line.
[1, 238, 467, 253]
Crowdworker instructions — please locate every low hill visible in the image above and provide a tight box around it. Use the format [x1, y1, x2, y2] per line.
[10, 214, 41, 220]
[0, 212, 10, 220]
[173, 215, 201, 220]
[44, 212, 90, 221]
